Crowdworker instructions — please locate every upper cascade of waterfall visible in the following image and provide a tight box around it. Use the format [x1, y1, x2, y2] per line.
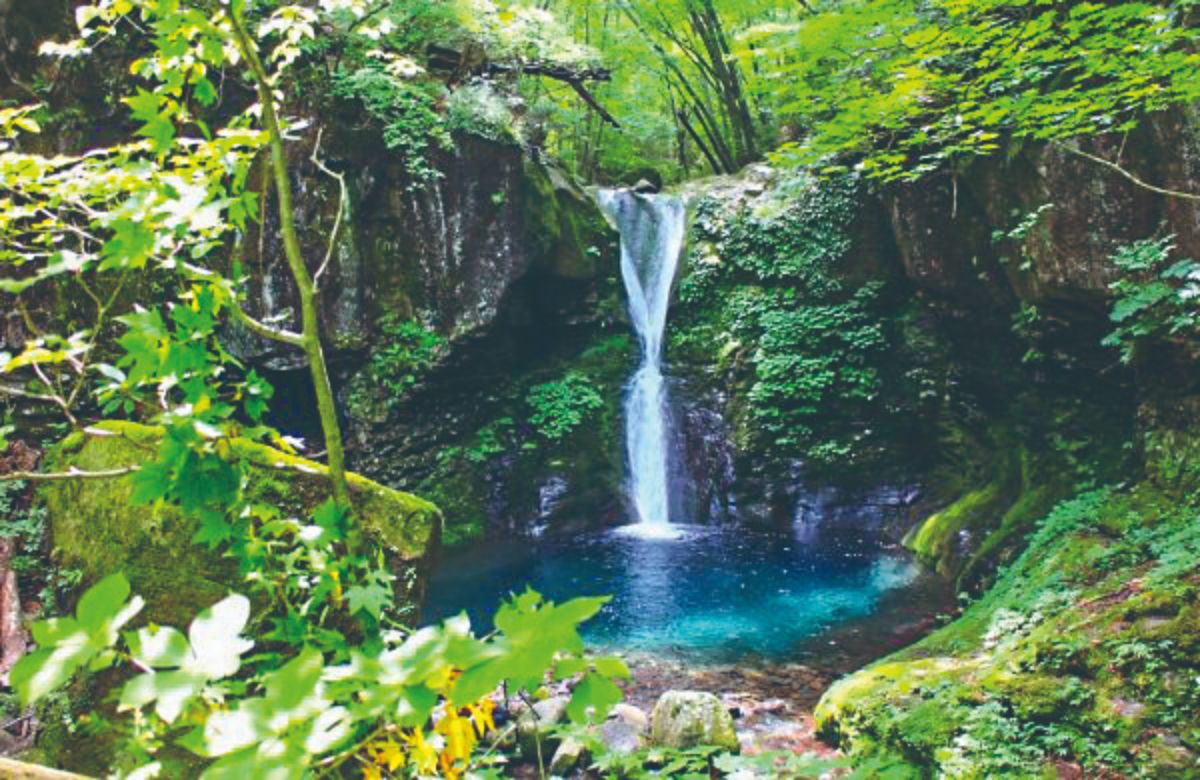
[598, 189, 686, 539]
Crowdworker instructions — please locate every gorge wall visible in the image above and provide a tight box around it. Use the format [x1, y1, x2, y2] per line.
[232, 105, 1198, 585]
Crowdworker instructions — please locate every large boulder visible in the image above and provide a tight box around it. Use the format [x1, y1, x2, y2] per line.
[39, 421, 441, 627]
[238, 131, 616, 366]
[885, 110, 1200, 321]
[649, 691, 739, 751]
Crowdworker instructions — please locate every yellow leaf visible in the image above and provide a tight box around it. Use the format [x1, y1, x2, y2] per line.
[404, 728, 439, 775]
[467, 698, 496, 737]
[436, 709, 476, 765]
[3, 346, 67, 373]
[374, 739, 405, 771]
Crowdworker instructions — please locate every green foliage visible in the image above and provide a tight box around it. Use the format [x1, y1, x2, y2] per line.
[465, 416, 516, 464]
[672, 172, 902, 470]
[365, 315, 446, 406]
[10, 573, 144, 706]
[1103, 236, 1200, 363]
[435, 0, 1200, 184]
[525, 371, 604, 441]
[570, 725, 851, 780]
[822, 480, 1200, 777]
[446, 82, 516, 142]
[763, 0, 1200, 181]
[749, 285, 886, 459]
[15, 571, 622, 779]
[331, 64, 452, 184]
[695, 175, 858, 286]
[0, 481, 81, 614]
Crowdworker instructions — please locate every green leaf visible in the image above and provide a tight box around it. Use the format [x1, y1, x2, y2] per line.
[345, 573, 392, 620]
[31, 616, 82, 646]
[120, 669, 206, 723]
[127, 625, 190, 669]
[312, 499, 347, 542]
[184, 594, 253, 679]
[76, 572, 132, 633]
[13, 573, 146, 704]
[566, 672, 623, 723]
[192, 510, 234, 548]
[10, 640, 89, 705]
[592, 656, 631, 680]
[450, 656, 506, 707]
[192, 77, 218, 107]
[101, 220, 157, 271]
[554, 657, 588, 679]
[392, 684, 439, 728]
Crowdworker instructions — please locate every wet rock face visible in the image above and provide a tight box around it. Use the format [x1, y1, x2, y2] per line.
[884, 175, 1012, 309]
[670, 372, 927, 531]
[887, 114, 1200, 320]
[237, 129, 613, 369]
[228, 121, 622, 535]
[671, 375, 737, 523]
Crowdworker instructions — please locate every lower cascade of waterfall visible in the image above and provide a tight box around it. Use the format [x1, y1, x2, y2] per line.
[598, 189, 686, 539]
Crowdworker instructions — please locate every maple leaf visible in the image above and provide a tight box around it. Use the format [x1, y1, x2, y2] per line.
[345, 570, 394, 620]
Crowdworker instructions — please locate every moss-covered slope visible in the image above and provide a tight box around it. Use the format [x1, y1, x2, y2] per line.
[40, 421, 441, 626]
[816, 422, 1200, 778]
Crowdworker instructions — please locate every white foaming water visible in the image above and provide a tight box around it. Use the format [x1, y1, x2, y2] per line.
[598, 189, 686, 538]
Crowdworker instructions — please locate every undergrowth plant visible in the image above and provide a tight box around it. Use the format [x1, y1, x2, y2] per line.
[1103, 236, 1200, 363]
[671, 172, 901, 472]
[331, 64, 452, 185]
[525, 371, 604, 441]
[0, 481, 80, 615]
[13, 565, 627, 778]
[367, 315, 447, 405]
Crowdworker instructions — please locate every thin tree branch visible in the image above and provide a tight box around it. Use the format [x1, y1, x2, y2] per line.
[66, 268, 132, 413]
[566, 80, 621, 129]
[309, 127, 348, 288]
[1054, 142, 1200, 202]
[227, 297, 307, 347]
[14, 300, 41, 339]
[0, 466, 138, 483]
[0, 386, 60, 405]
[179, 261, 306, 347]
[28, 363, 76, 427]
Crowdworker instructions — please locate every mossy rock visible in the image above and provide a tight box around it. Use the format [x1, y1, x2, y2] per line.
[523, 160, 615, 281]
[648, 691, 739, 752]
[40, 421, 442, 627]
[815, 657, 976, 742]
[819, 474, 1200, 778]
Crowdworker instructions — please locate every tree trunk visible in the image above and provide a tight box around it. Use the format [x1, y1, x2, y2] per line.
[229, 11, 354, 513]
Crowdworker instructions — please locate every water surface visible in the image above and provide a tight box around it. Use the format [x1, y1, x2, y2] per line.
[423, 522, 945, 663]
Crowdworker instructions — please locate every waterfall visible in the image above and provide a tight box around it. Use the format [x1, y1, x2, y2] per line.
[598, 189, 686, 538]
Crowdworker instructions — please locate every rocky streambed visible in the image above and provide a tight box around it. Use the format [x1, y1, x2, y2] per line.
[460, 566, 953, 777]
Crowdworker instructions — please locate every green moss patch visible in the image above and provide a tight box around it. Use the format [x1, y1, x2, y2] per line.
[817, 478, 1200, 777]
[40, 421, 441, 626]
